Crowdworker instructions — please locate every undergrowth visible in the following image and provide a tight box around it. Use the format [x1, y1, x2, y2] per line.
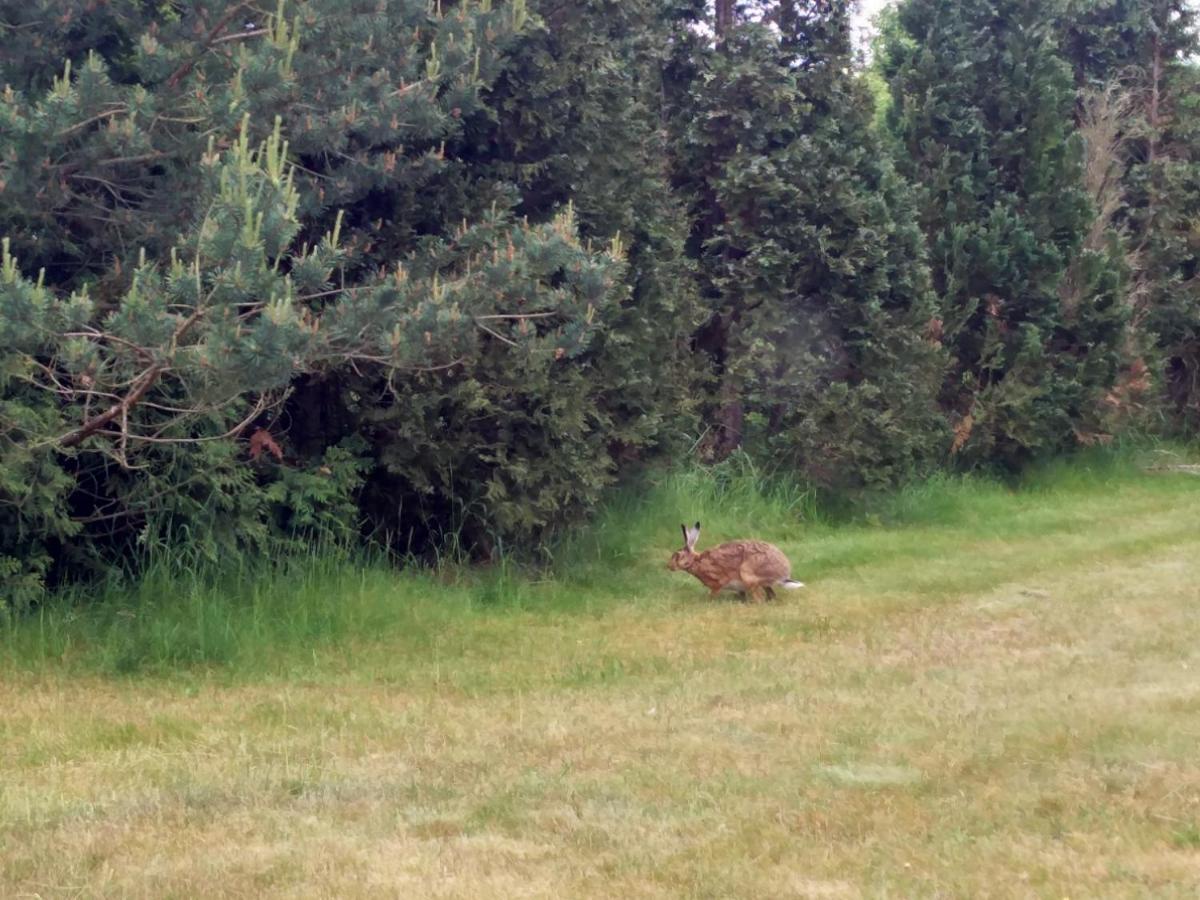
[2, 442, 1195, 678]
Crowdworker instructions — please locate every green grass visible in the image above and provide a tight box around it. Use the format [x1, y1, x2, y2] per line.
[2, 446, 1200, 896]
[2, 444, 1194, 679]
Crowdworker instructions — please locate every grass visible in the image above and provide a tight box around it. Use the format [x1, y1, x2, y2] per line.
[3, 447, 1200, 896]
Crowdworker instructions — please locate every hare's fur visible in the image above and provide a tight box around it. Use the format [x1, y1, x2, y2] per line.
[667, 522, 803, 603]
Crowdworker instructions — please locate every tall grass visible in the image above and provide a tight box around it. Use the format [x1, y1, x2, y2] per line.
[3, 552, 416, 676]
[3, 442, 1195, 678]
[550, 450, 818, 579]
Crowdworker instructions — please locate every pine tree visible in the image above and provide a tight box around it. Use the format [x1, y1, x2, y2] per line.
[883, 0, 1128, 466]
[0, 1, 628, 604]
[670, 0, 946, 490]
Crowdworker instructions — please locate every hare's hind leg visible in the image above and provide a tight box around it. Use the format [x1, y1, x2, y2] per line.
[764, 585, 777, 601]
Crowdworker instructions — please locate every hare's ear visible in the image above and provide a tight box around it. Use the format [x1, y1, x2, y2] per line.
[679, 523, 689, 546]
[684, 521, 701, 551]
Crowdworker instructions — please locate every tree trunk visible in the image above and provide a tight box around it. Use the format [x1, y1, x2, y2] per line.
[715, 0, 735, 37]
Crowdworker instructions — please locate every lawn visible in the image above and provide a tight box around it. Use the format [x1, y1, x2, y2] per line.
[2, 457, 1200, 897]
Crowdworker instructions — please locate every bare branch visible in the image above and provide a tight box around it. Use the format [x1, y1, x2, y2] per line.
[164, 1, 256, 88]
[62, 331, 157, 360]
[474, 321, 520, 347]
[212, 28, 268, 45]
[473, 312, 558, 321]
[55, 305, 208, 449]
[340, 353, 468, 373]
[57, 364, 166, 449]
[91, 396, 269, 445]
[55, 106, 129, 138]
[93, 152, 172, 169]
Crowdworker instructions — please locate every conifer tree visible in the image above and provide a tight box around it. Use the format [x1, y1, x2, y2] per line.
[317, 0, 705, 555]
[1060, 1, 1200, 429]
[671, 0, 946, 489]
[883, 0, 1127, 466]
[1148, 62, 1200, 428]
[483, 0, 702, 461]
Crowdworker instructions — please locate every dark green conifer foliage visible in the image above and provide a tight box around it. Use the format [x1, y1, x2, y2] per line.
[1062, 0, 1195, 90]
[1148, 63, 1200, 429]
[671, 1, 946, 489]
[883, 0, 1128, 466]
[482, 0, 701, 461]
[282, 0, 702, 557]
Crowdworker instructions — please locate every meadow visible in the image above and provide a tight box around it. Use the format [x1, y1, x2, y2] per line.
[2, 450, 1200, 898]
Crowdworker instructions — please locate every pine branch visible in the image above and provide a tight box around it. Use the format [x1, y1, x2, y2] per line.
[165, 1, 256, 88]
[55, 106, 129, 138]
[56, 364, 166, 449]
[56, 307, 207, 449]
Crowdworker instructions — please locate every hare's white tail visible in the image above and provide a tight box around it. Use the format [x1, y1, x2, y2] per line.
[781, 580, 805, 589]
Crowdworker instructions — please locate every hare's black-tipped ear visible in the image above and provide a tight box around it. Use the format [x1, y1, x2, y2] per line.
[694, 521, 701, 531]
[680, 523, 688, 544]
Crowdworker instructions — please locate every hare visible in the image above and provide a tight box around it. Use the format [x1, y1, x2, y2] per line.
[668, 522, 803, 603]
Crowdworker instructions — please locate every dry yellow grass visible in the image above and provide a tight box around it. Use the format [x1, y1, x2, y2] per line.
[3, 474, 1200, 897]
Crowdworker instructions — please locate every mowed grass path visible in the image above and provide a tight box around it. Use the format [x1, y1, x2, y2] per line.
[3, 468, 1200, 897]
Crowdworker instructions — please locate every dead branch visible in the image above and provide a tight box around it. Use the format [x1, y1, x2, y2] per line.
[57, 363, 167, 449]
[55, 306, 207, 449]
[165, 1, 256, 88]
[55, 106, 129, 138]
[473, 312, 558, 321]
[474, 321, 520, 347]
[211, 28, 268, 45]
[91, 395, 270, 445]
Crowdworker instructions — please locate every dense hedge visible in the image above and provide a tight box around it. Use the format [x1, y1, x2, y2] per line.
[0, 0, 1196, 609]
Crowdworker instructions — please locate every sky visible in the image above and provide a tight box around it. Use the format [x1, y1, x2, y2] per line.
[698, 1, 894, 45]
[855, 0, 892, 26]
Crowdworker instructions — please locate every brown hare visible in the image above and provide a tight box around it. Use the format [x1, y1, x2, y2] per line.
[667, 522, 803, 602]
